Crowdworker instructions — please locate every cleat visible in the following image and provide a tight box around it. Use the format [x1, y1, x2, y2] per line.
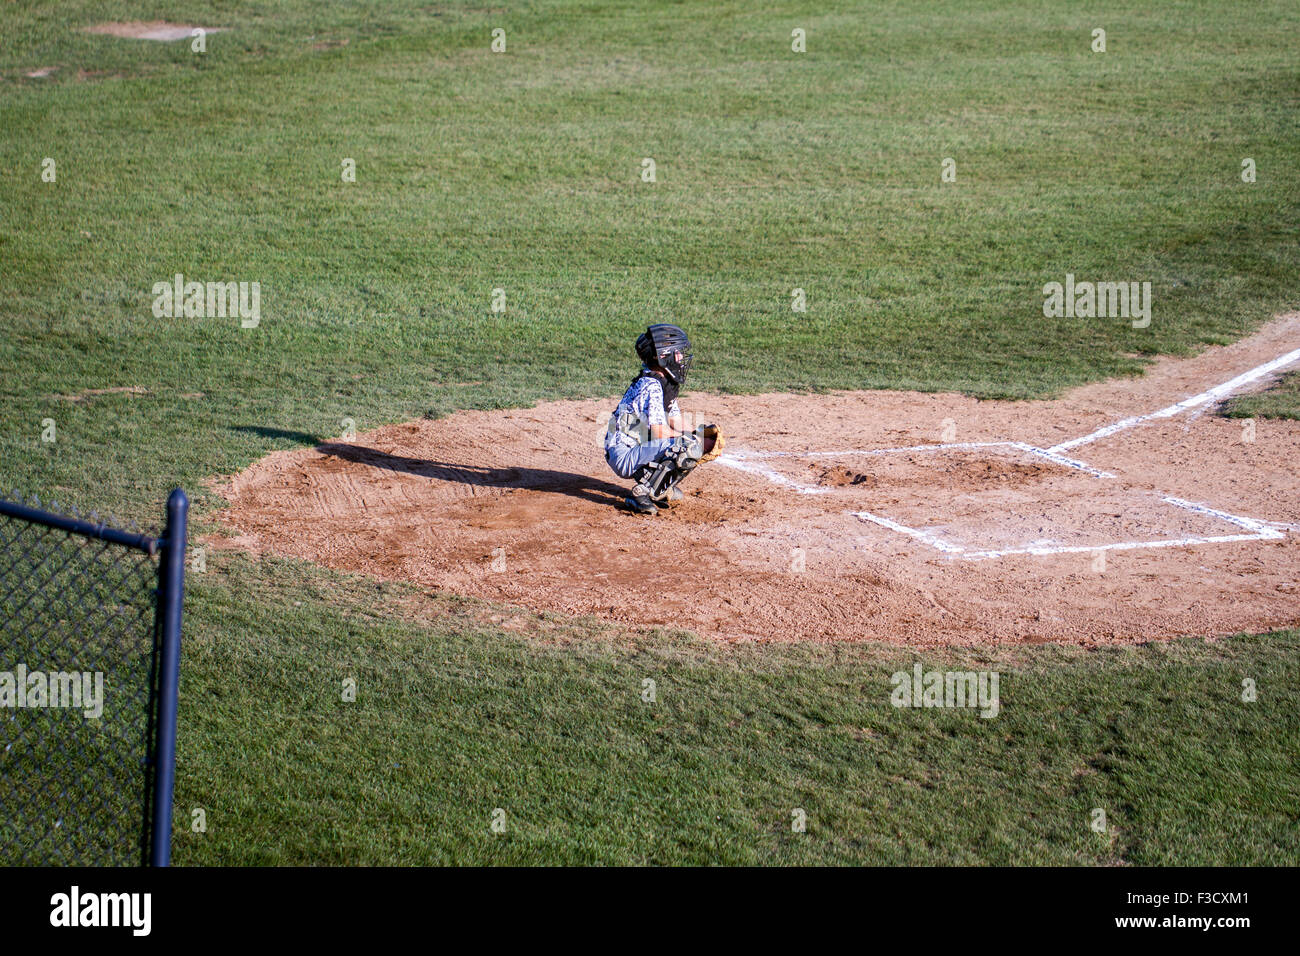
[623, 494, 658, 515]
[653, 486, 684, 507]
[624, 484, 659, 515]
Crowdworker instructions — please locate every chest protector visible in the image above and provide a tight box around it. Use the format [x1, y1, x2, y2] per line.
[608, 371, 674, 445]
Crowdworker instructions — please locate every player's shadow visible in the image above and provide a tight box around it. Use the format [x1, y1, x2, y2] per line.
[315, 442, 628, 506]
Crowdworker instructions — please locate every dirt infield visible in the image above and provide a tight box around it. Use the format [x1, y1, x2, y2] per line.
[212, 314, 1300, 646]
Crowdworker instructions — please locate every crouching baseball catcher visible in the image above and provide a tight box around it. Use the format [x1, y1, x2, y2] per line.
[604, 323, 725, 515]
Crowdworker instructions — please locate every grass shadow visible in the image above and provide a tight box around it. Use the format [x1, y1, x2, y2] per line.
[233, 425, 323, 445]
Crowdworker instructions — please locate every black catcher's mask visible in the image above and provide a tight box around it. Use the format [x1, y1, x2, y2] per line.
[635, 324, 693, 400]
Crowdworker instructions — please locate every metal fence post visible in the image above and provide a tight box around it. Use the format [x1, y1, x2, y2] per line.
[150, 488, 188, 866]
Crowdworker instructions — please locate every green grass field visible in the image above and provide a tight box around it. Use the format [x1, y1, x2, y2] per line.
[1223, 369, 1300, 420]
[2, 0, 1298, 864]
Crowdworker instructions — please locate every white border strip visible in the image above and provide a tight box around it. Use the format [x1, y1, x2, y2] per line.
[960, 531, 1277, 561]
[717, 442, 1017, 493]
[1162, 495, 1286, 538]
[715, 344, 1300, 559]
[850, 511, 967, 554]
[731, 442, 1010, 460]
[1050, 345, 1300, 453]
[850, 494, 1284, 560]
[713, 454, 830, 494]
[1010, 442, 1116, 478]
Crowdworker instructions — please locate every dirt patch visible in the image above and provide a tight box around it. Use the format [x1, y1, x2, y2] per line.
[211, 313, 1300, 646]
[50, 386, 148, 404]
[816, 464, 877, 488]
[82, 22, 227, 42]
[823, 453, 1064, 494]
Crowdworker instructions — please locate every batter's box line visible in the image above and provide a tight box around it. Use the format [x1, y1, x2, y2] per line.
[1008, 442, 1115, 479]
[715, 453, 832, 494]
[721, 440, 1115, 478]
[716, 443, 1018, 495]
[1049, 343, 1300, 453]
[717, 340, 1300, 558]
[851, 495, 1285, 561]
[723, 339, 1300, 479]
[729, 441, 1009, 459]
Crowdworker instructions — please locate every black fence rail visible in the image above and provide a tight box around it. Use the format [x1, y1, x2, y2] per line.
[0, 489, 187, 866]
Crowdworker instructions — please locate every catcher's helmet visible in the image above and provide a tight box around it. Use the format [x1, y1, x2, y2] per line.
[635, 324, 693, 386]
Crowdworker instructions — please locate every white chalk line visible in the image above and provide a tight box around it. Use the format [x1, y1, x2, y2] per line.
[717, 442, 1018, 493]
[1008, 442, 1116, 479]
[1162, 496, 1285, 538]
[716, 342, 1300, 559]
[853, 495, 1281, 560]
[714, 454, 830, 494]
[726, 440, 1114, 478]
[958, 532, 1278, 561]
[1049, 344, 1300, 453]
[729, 441, 1008, 460]
[850, 511, 966, 554]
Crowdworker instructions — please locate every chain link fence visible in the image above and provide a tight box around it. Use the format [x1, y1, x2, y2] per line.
[0, 490, 187, 866]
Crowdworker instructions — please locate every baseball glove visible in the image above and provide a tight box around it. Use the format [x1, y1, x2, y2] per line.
[696, 423, 725, 462]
